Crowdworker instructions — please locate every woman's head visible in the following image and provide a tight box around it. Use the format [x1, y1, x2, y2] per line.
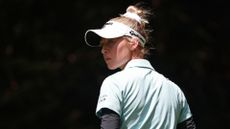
[110, 4, 153, 56]
[84, 3, 153, 69]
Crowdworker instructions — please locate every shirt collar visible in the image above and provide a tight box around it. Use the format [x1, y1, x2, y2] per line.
[124, 59, 154, 70]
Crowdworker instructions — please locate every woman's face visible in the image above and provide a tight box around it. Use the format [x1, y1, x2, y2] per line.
[100, 37, 132, 70]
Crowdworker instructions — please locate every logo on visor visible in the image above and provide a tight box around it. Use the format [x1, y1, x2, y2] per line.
[129, 30, 145, 43]
[103, 22, 113, 28]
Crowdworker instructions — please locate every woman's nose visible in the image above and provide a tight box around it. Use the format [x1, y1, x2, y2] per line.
[101, 46, 107, 54]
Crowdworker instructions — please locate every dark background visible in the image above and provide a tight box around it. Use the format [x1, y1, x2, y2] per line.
[0, 0, 229, 129]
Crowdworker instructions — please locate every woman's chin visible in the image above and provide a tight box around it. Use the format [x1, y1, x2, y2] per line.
[106, 64, 117, 70]
[107, 66, 116, 70]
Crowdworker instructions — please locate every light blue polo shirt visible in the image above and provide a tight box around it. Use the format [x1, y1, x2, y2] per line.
[96, 59, 192, 129]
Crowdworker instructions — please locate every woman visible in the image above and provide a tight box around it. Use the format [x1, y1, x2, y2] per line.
[84, 3, 196, 129]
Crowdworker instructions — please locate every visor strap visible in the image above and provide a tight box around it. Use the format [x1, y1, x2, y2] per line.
[127, 30, 145, 47]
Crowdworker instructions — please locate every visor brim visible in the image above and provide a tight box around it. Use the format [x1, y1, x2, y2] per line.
[84, 28, 125, 47]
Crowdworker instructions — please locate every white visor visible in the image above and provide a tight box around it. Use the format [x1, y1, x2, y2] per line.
[84, 21, 146, 47]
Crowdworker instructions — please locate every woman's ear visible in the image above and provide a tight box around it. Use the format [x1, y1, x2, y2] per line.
[128, 37, 139, 51]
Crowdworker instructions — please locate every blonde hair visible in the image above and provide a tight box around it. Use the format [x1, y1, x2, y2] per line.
[110, 3, 153, 56]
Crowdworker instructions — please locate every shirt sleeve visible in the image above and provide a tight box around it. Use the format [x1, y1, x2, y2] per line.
[178, 91, 193, 123]
[96, 77, 122, 118]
